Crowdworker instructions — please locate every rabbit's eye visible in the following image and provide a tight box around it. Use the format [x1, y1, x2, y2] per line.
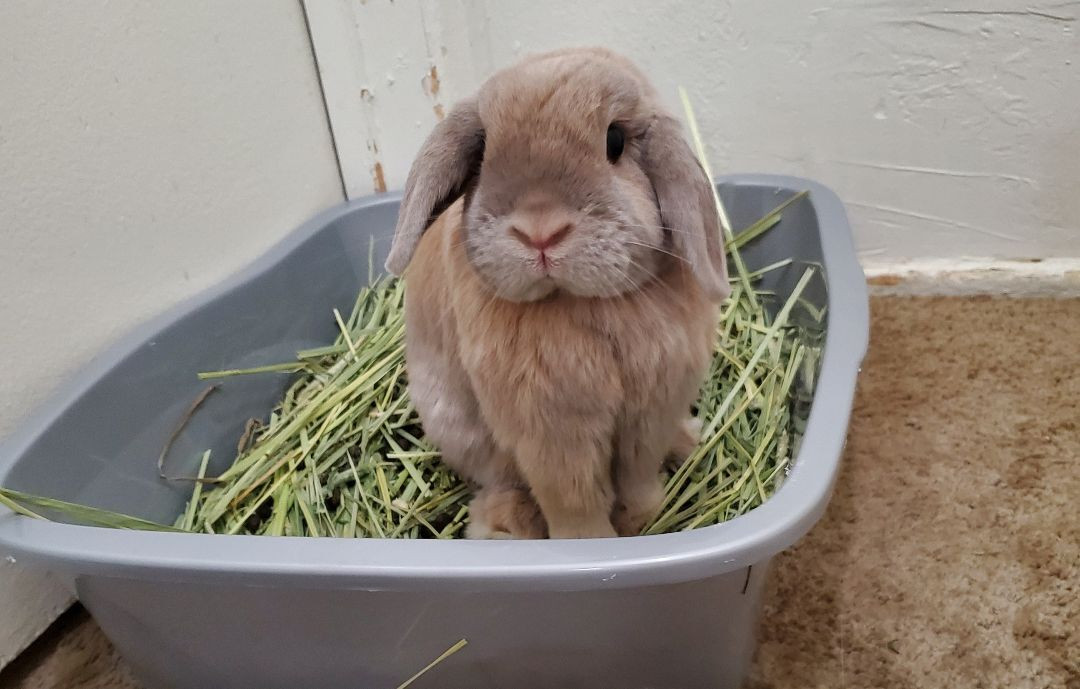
[606, 124, 625, 163]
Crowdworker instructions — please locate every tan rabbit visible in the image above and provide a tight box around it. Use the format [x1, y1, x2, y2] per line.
[386, 47, 729, 539]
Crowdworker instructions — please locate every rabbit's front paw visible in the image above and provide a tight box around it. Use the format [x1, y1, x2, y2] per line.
[466, 487, 547, 539]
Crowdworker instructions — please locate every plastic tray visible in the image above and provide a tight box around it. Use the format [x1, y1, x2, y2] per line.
[0, 175, 868, 689]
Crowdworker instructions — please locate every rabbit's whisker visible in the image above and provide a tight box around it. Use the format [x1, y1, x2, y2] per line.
[623, 241, 691, 265]
[620, 222, 695, 236]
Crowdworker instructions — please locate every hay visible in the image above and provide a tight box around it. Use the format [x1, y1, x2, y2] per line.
[179, 254, 818, 537]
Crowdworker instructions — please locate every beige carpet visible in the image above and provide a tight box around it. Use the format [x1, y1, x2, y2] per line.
[1, 297, 1077, 689]
[750, 297, 1079, 689]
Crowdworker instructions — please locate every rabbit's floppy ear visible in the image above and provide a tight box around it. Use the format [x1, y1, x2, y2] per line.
[385, 97, 484, 275]
[641, 114, 731, 301]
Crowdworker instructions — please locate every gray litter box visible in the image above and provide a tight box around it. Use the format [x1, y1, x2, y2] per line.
[0, 175, 867, 689]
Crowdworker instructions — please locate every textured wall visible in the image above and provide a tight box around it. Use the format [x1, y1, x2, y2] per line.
[311, 0, 1079, 260]
[0, 0, 343, 664]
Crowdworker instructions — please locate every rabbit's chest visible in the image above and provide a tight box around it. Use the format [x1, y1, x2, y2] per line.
[457, 303, 623, 415]
[454, 294, 711, 436]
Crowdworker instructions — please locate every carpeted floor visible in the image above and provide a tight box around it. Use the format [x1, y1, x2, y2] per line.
[1, 296, 1077, 689]
[749, 297, 1079, 689]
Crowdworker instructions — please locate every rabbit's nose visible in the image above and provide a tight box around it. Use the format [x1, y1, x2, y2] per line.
[510, 222, 573, 252]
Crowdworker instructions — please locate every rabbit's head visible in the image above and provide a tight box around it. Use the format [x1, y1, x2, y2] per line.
[387, 47, 730, 303]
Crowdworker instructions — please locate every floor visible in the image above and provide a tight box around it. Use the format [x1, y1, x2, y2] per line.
[1, 296, 1077, 689]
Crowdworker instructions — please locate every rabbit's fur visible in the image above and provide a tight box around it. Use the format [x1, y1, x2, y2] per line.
[387, 47, 728, 539]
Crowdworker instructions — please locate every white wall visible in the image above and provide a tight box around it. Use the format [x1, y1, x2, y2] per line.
[309, 0, 1078, 261]
[0, 0, 343, 665]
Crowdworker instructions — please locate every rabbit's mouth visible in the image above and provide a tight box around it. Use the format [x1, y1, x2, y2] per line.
[473, 246, 657, 303]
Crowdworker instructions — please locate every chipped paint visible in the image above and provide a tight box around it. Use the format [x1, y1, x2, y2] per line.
[422, 64, 441, 97]
[421, 62, 445, 121]
[372, 161, 387, 193]
[422, 65, 445, 120]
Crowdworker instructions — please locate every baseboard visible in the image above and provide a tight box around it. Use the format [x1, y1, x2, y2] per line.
[861, 258, 1080, 297]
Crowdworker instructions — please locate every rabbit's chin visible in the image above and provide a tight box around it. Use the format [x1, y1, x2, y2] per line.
[489, 274, 641, 303]
[499, 276, 559, 303]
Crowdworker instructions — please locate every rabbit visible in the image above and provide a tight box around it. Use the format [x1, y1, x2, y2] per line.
[385, 47, 730, 539]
